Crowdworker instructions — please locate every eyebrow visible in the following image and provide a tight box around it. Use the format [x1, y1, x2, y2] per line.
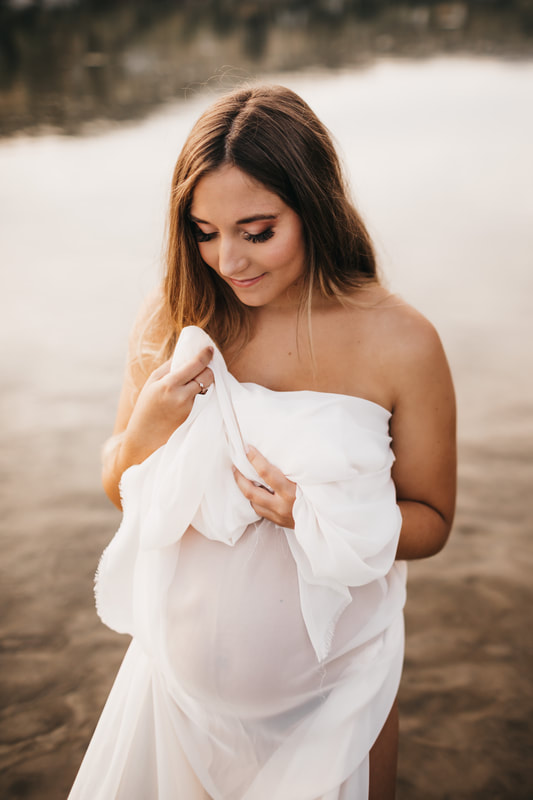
[190, 213, 278, 225]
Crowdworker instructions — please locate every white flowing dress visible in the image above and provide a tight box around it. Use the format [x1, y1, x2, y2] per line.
[69, 326, 407, 800]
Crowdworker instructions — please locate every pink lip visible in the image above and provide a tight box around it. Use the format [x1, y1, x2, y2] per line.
[229, 273, 266, 288]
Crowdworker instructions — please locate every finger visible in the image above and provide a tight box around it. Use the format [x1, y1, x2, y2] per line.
[194, 366, 214, 389]
[166, 358, 214, 398]
[245, 446, 292, 495]
[232, 467, 269, 501]
[233, 467, 295, 528]
[171, 346, 214, 386]
[183, 366, 213, 397]
[233, 468, 280, 510]
[232, 467, 256, 501]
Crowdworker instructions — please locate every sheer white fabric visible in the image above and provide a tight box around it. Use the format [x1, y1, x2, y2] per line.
[69, 326, 407, 800]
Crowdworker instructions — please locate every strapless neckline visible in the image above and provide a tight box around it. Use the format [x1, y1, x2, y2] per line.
[238, 380, 392, 418]
[226, 371, 392, 422]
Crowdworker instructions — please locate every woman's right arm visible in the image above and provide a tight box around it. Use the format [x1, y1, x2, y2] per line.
[102, 300, 213, 509]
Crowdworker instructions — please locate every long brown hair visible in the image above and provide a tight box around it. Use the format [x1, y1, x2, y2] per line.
[146, 85, 378, 366]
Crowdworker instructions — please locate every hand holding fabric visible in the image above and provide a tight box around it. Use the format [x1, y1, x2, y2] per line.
[119, 346, 214, 470]
[232, 445, 297, 529]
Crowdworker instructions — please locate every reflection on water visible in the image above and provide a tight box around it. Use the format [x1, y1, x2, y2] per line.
[0, 0, 532, 135]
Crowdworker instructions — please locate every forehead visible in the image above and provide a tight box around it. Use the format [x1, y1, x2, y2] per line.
[191, 165, 284, 219]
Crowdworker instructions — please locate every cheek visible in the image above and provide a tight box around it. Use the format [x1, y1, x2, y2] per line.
[273, 229, 305, 270]
[197, 243, 217, 269]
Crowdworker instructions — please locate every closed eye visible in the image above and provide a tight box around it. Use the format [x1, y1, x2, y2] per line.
[243, 229, 275, 244]
[192, 223, 216, 243]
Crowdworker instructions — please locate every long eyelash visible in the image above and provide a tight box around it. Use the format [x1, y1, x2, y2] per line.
[191, 223, 215, 243]
[196, 231, 215, 243]
[245, 229, 275, 244]
[191, 224, 274, 245]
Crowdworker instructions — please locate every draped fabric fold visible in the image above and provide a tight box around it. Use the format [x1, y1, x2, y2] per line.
[72, 326, 407, 800]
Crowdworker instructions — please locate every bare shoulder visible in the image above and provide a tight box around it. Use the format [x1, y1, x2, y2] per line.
[371, 291, 454, 414]
[378, 293, 444, 358]
[341, 285, 453, 410]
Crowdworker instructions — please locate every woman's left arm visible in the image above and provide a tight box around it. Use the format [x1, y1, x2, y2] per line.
[389, 317, 456, 560]
[233, 310, 456, 560]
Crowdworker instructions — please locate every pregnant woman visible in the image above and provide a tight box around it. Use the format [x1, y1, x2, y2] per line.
[68, 85, 456, 799]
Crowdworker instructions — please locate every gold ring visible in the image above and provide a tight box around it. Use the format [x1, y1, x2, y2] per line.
[193, 378, 208, 395]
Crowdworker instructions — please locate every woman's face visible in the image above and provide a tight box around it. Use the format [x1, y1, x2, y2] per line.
[190, 165, 306, 310]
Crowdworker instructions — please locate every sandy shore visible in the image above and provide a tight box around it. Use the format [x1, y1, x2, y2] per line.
[1, 60, 532, 798]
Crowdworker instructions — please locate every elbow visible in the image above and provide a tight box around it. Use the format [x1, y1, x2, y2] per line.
[102, 469, 123, 511]
[101, 460, 123, 511]
[421, 501, 455, 557]
[433, 503, 455, 555]
[428, 521, 453, 557]
[101, 434, 125, 511]
[396, 499, 454, 560]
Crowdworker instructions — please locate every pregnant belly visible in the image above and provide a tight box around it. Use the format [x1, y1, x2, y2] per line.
[165, 521, 320, 716]
[164, 521, 400, 718]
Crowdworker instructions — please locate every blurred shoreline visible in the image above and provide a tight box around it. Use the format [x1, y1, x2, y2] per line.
[1, 0, 532, 137]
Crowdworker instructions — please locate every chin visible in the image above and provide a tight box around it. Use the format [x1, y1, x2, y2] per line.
[236, 296, 267, 308]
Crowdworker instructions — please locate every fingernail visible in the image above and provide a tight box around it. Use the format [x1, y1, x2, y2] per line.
[245, 444, 254, 455]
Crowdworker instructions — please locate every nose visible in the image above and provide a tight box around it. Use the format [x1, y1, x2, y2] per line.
[217, 236, 249, 277]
